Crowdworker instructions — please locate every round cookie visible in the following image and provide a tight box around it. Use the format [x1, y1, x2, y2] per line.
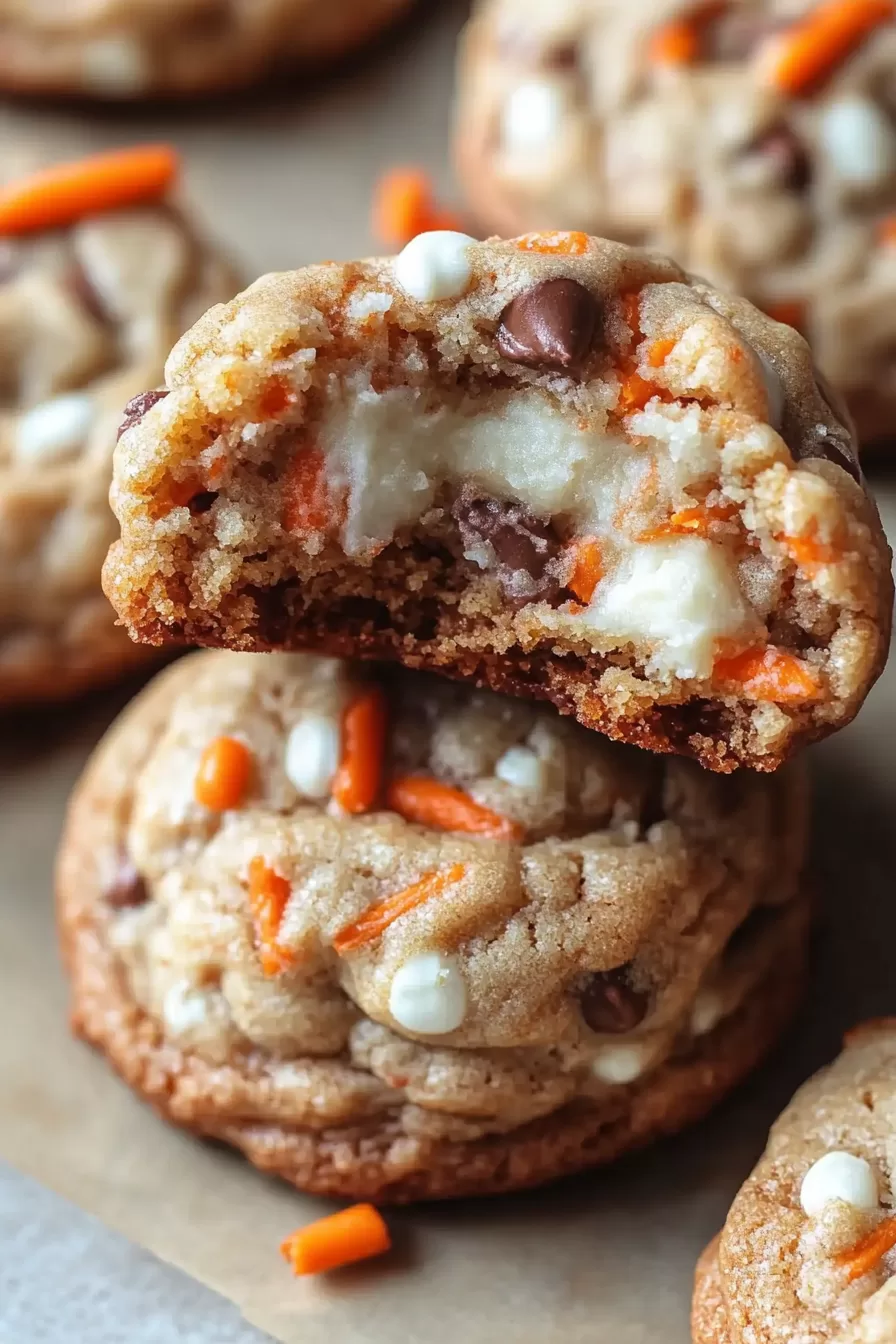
[103, 232, 891, 772]
[455, 0, 896, 444]
[58, 648, 810, 1202]
[0, 0, 414, 100]
[0, 159, 237, 705]
[692, 1021, 896, 1344]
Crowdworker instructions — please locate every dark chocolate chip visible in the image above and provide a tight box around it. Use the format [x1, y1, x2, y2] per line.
[748, 124, 812, 192]
[117, 388, 169, 441]
[106, 852, 148, 909]
[496, 278, 597, 371]
[579, 966, 649, 1035]
[452, 490, 562, 604]
[188, 490, 218, 516]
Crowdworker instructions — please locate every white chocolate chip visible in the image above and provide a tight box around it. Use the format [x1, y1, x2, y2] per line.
[800, 1151, 879, 1217]
[502, 81, 566, 153]
[592, 1042, 651, 1085]
[15, 393, 93, 464]
[392, 231, 476, 303]
[284, 716, 341, 799]
[494, 744, 546, 792]
[348, 291, 393, 322]
[81, 35, 151, 94]
[389, 952, 467, 1035]
[821, 97, 896, 189]
[163, 980, 213, 1036]
[691, 988, 725, 1037]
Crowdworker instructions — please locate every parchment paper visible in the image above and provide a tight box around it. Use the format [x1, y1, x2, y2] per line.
[0, 7, 895, 1339]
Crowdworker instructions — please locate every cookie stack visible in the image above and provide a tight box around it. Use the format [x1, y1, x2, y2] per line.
[454, 0, 896, 447]
[59, 229, 891, 1202]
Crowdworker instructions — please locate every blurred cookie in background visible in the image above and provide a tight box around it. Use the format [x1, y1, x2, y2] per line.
[455, 0, 896, 445]
[0, 145, 239, 705]
[0, 0, 416, 100]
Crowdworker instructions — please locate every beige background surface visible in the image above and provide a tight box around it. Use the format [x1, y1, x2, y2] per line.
[1, 4, 895, 1341]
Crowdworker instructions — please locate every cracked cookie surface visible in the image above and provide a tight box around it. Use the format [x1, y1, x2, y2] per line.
[103, 232, 891, 770]
[692, 1022, 896, 1344]
[58, 648, 809, 1201]
[455, 0, 896, 445]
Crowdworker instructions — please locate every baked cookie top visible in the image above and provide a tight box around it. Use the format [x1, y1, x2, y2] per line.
[455, 0, 896, 443]
[0, 148, 236, 700]
[693, 1021, 896, 1344]
[0, 0, 413, 99]
[82, 650, 806, 1127]
[104, 231, 891, 770]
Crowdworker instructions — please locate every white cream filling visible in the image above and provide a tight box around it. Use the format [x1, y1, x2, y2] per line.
[313, 379, 758, 679]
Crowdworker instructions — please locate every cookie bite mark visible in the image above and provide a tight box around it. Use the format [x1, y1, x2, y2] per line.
[104, 236, 892, 771]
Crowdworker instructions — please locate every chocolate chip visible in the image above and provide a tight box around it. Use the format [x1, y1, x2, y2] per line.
[749, 124, 812, 192]
[496, 279, 597, 371]
[452, 490, 562, 604]
[117, 388, 169, 441]
[106, 852, 148, 909]
[580, 966, 649, 1034]
[188, 490, 218, 516]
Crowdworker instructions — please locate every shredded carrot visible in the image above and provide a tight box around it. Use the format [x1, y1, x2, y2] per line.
[778, 530, 838, 568]
[648, 19, 700, 65]
[567, 537, 603, 604]
[713, 645, 821, 703]
[647, 337, 678, 368]
[513, 230, 590, 255]
[165, 473, 205, 510]
[758, 0, 894, 96]
[282, 445, 341, 535]
[0, 144, 178, 236]
[281, 1204, 391, 1276]
[638, 503, 739, 542]
[387, 775, 524, 841]
[373, 167, 434, 248]
[762, 299, 806, 332]
[194, 736, 252, 811]
[259, 379, 290, 419]
[333, 863, 466, 954]
[836, 1216, 896, 1283]
[247, 857, 297, 976]
[617, 369, 659, 413]
[331, 687, 387, 815]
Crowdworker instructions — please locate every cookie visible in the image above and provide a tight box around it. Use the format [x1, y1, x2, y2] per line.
[0, 153, 237, 705]
[0, 0, 414, 100]
[58, 648, 809, 1202]
[103, 232, 891, 771]
[692, 1021, 896, 1344]
[454, 1, 896, 445]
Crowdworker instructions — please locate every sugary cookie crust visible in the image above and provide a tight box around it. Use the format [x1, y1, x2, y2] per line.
[0, 0, 413, 99]
[455, 0, 896, 446]
[104, 233, 891, 771]
[0, 195, 237, 705]
[692, 1024, 896, 1344]
[58, 649, 809, 1200]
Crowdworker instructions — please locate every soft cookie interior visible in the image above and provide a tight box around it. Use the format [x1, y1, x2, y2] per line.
[104, 232, 891, 771]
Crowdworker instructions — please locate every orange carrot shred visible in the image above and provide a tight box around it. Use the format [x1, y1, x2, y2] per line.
[373, 168, 433, 248]
[763, 299, 806, 332]
[282, 445, 340, 535]
[387, 775, 524, 841]
[648, 19, 700, 65]
[779, 531, 838, 568]
[638, 503, 739, 541]
[647, 337, 678, 368]
[758, 0, 894, 96]
[332, 687, 387, 815]
[247, 857, 297, 977]
[617, 369, 659, 414]
[513, 230, 590, 256]
[333, 864, 466, 955]
[713, 645, 821, 703]
[281, 1204, 391, 1276]
[567, 537, 603, 604]
[194, 736, 252, 811]
[0, 144, 178, 237]
[836, 1216, 896, 1284]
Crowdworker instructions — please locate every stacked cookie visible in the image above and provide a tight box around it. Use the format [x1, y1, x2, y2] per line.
[60, 230, 891, 1201]
[454, 0, 896, 446]
[0, 147, 237, 704]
